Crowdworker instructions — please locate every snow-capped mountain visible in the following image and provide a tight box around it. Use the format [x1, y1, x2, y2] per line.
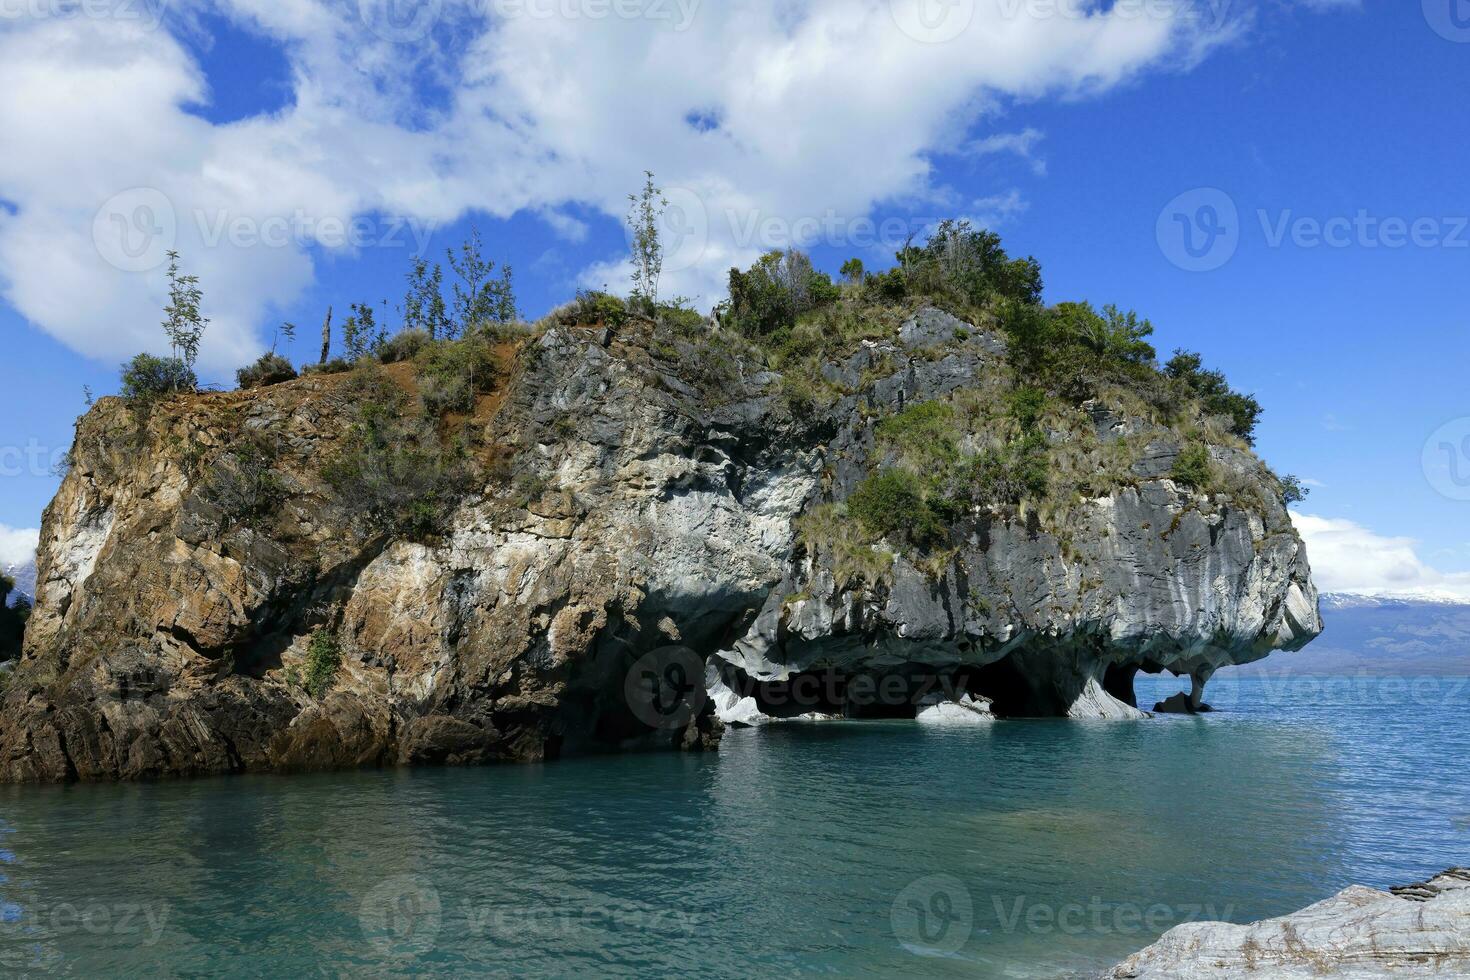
[1234, 592, 1470, 675]
[1320, 591, 1470, 610]
[3, 560, 35, 606]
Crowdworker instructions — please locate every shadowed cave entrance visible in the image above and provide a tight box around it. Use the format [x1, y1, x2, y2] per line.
[717, 647, 1138, 722]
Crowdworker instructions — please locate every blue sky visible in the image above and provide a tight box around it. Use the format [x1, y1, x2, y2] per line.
[1, 0, 1468, 596]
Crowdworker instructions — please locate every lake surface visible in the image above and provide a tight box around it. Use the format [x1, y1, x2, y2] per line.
[2, 673, 1469, 978]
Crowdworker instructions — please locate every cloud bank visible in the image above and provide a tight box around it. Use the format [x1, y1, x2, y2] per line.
[1292, 512, 1470, 602]
[0, 0, 1250, 373]
[0, 524, 38, 569]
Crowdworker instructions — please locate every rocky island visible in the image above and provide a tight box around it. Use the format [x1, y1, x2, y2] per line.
[0, 225, 1320, 782]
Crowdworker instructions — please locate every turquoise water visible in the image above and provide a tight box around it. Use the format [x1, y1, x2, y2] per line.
[2, 674, 1469, 978]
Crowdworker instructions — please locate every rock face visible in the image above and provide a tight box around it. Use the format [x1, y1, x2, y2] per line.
[0, 308, 1321, 782]
[1111, 868, 1470, 978]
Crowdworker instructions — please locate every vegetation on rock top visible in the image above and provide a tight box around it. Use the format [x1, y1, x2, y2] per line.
[95, 174, 1306, 590]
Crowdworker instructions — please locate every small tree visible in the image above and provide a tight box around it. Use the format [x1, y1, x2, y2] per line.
[341, 303, 381, 361]
[404, 257, 451, 340]
[627, 171, 668, 310]
[161, 250, 207, 386]
[448, 229, 517, 337]
[270, 321, 296, 356]
[1280, 474, 1311, 506]
[840, 258, 865, 284]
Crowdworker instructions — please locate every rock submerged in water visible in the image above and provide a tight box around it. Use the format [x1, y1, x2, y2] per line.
[0, 307, 1321, 782]
[1110, 868, 1470, 979]
[915, 693, 994, 726]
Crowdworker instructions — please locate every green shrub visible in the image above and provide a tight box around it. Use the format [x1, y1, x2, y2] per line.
[1165, 350, 1262, 445]
[860, 267, 909, 305]
[199, 433, 284, 527]
[236, 353, 298, 390]
[562, 290, 631, 328]
[319, 366, 473, 538]
[377, 329, 430, 365]
[655, 300, 706, 335]
[1008, 387, 1047, 430]
[303, 358, 353, 376]
[720, 250, 840, 338]
[875, 401, 960, 470]
[969, 431, 1050, 506]
[120, 353, 196, 405]
[848, 469, 949, 546]
[1171, 443, 1214, 492]
[416, 334, 498, 416]
[303, 630, 341, 698]
[894, 219, 1043, 309]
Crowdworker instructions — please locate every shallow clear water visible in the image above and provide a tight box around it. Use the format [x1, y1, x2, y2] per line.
[2, 674, 1469, 978]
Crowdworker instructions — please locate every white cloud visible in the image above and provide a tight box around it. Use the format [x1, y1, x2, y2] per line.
[966, 190, 1030, 228]
[1292, 512, 1470, 602]
[0, 1, 1279, 374]
[0, 524, 38, 569]
[965, 127, 1047, 175]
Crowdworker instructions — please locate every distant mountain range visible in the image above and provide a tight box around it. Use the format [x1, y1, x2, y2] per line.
[1237, 592, 1470, 676]
[3, 560, 34, 606]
